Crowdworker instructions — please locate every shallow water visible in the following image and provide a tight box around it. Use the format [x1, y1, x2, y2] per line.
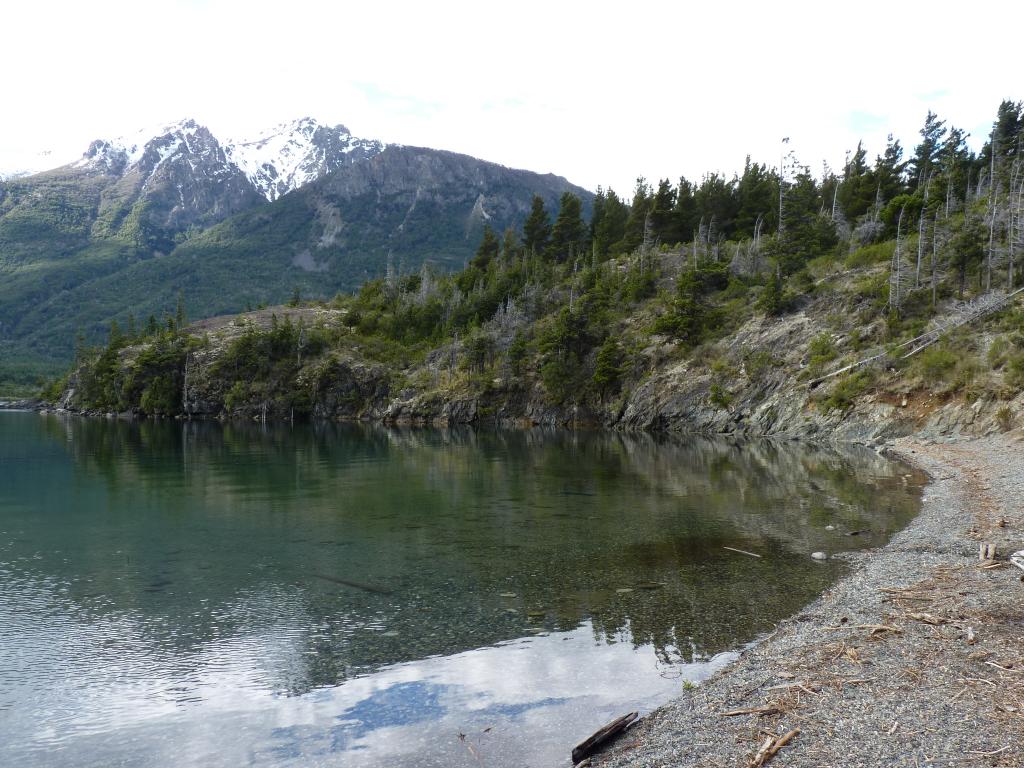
[0, 412, 924, 766]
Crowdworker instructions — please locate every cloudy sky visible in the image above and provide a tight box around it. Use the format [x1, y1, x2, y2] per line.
[2, 0, 1020, 193]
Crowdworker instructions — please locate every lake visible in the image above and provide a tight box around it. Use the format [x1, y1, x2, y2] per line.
[0, 412, 924, 767]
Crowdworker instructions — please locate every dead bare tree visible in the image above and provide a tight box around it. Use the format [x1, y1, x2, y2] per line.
[987, 186, 998, 293]
[1009, 159, 1024, 288]
[916, 174, 933, 288]
[691, 216, 704, 272]
[931, 211, 946, 309]
[642, 211, 656, 256]
[889, 205, 910, 315]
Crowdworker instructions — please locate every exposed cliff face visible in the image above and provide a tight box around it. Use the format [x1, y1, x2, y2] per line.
[372, 310, 1020, 443]
[280, 144, 592, 272]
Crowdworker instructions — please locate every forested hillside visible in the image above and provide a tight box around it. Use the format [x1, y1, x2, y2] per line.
[0, 123, 589, 393]
[55, 101, 1024, 438]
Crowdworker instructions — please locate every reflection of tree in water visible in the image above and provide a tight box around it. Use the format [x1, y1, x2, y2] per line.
[17, 414, 924, 694]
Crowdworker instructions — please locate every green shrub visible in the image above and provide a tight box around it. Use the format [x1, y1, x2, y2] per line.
[709, 383, 732, 410]
[743, 350, 779, 380]
[988, 336, 1010, 370]
[1005, 353, 1024, 390]
[822, 370, 872, 413]
[915, 347, 958, 380]
[140, 375, 178, 415]
[951, 360, 979, 393]
[756, 272, 789, 316]
[39, 374, 69, 404]
[996, 405, 1015, 432]
[807, 333, 838, 376]
[846, 241, 895, 269]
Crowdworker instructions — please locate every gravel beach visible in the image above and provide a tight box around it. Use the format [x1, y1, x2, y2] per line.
[589, 435, 1024, 768]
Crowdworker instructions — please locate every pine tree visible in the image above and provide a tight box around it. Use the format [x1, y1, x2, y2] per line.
[522, 195, 551, 255]
[108, 320, 122, 346]
[592, 336, 623, 402]
[694, 173, 739, 240]
[501, 227, 519, 261]
[672, 177, 699, 243]
[837, 141, 875, 219]
[652, 270, 710, 345]
[735, 158, 777, 237]
[175, 291, 187, 328]
[549, 192, 587, 262]
[940, 126, 972, 210]
[872, 134, 908, 203]
[619, 178, 653, 253]
[589, 187, 607, 246]
[471, 224, 500, 269]
[979, 100, 1023, 188]
[756, 271, 786, 316]
[908, 111, 947, 189]
[593, 189, 628, 258]
[649, 179, 677, 243]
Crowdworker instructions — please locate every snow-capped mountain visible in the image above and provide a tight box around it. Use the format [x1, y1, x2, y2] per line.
[54, 116, 385, 202]
[75, 119, 240, 183]
[64, 119, 262, 250]
[3, 117, 390, 250]
[226, 117, 385, 201]
[1, 117, 591, 376]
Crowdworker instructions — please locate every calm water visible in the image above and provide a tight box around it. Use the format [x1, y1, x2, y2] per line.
[0, 412, 925, 767]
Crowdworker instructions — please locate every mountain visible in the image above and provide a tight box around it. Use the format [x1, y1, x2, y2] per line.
[0, 118, 591, 390]
[226, 117, 385, 201]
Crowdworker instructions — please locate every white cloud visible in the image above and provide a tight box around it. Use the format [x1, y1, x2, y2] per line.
[2, 0, 1020, 193]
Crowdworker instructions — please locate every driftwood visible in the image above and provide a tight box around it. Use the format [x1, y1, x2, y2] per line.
[748, 728, 800, 767]
[908, 612, 948, 626]
[1009, 549, 1024, 572]
[571, 712, 637, 765]
[311, 573, 393, 595]
[723, 546, 762, 558]
[721, 705, 782, 717]
[980, 542, 998, 562]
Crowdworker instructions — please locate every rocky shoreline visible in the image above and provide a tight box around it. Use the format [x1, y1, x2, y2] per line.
[0, 399, 43, 410]
[588, 434, 1024, 768]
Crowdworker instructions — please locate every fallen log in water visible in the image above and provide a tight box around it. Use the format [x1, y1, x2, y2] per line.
[571, 712, 638, 765]
[311, 573, 393, 595]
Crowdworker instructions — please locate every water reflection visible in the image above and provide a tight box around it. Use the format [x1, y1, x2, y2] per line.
[0, 413, 924, 766]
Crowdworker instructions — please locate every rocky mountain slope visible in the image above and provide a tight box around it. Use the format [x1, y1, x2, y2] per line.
[0, 118, 590, 389]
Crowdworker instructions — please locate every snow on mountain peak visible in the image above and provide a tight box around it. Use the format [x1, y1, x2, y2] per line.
[226, 117, 385, 201]
[72, 118, 211, 175]
[8, 117, 386, 201]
